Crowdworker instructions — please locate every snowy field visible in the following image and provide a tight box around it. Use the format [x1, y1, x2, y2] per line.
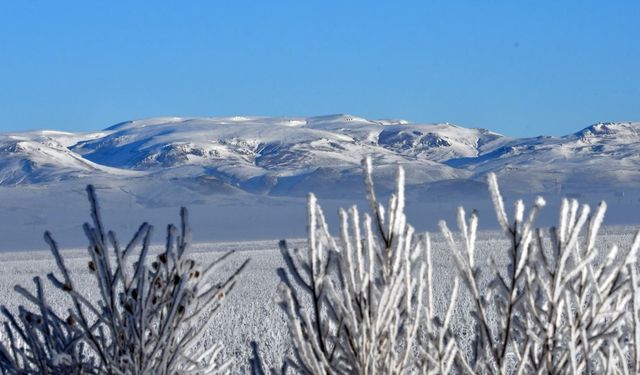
[1, 225, 638, 373]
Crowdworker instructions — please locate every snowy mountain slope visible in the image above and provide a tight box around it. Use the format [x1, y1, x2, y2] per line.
[68, 115, 471, 196]
[0, 132, 139, 185]
[0, 116, 639, 198]
[445, 121, 640, 193]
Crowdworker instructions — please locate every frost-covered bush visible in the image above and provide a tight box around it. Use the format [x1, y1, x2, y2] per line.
[440, 175, 640, 374]
[278, 158, 425, 374]
[0, 185, 249, 374]
[279, 158, 640, 374]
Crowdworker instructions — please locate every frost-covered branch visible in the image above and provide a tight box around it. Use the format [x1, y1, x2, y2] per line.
[438, 173, 545, 373]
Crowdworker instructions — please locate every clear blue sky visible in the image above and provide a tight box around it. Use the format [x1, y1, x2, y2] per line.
[0, 1, 638, 136]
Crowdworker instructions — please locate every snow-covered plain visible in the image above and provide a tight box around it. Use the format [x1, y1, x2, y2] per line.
[1, 225, 637, 373]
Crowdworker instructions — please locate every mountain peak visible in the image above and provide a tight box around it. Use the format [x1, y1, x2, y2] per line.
[574, 122, 640, 140]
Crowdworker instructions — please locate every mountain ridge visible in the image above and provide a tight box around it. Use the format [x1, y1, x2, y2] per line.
[1, 115, 639, 199]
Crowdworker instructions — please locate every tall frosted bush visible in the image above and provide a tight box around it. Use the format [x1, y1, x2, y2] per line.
[438, 173, 640, 373]
[278, 158, 425, 374]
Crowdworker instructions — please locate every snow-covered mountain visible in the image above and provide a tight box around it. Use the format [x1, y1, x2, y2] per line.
[1, 116, 639, 198]
[0, 131, 140, 185]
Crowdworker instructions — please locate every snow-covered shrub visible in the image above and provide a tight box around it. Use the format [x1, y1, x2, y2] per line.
[280, 158, 640, 374]
[279, 160, 426, 374]
[0, 185, 249, 374]
[439, 174, 640, 373]
[278, 158, 426, 373]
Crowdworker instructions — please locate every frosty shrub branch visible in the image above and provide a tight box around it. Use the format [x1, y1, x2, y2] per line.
[0, 185, 249, 374]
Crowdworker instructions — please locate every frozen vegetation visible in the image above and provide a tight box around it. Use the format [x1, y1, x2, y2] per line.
[0, 228, 638, 373]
